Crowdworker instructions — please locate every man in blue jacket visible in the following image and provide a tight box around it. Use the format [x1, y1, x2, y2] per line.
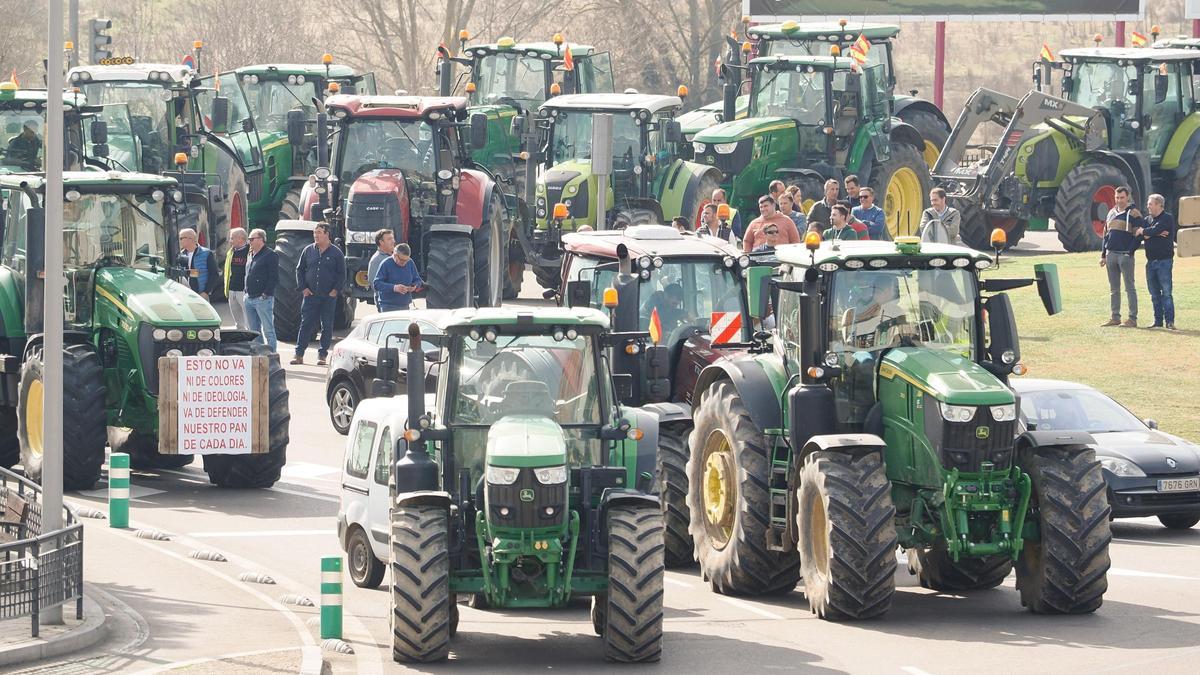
[292, 223, 345, 365]
[176, 228, 220, 299]
[373, 243, 424, 312]
[1141, 194, 1177, 330]
[243, 228, 278, 351]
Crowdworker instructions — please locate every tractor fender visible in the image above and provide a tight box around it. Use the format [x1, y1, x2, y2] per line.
[893, 97, 950, 128]
[800, 434, 888, 462]
[626, 406, 660, 482]
[395, 489, 453, 510]
[454, 169, 492, 230]
[640, 401, 692, 425]
[887, 121, 927, 155]
[693, 359, 782, 433]
[599, 488, 660, 537]
[21, 330, 91, 359]
[299, 180, 320, 220]
[425, 223, 475, 238]
[662, 161, 722, 220]
[1085, 150, 1148, 201]
[274, 218, 319, 234]
[1016, 430, 1096, 451]
[1158, 111, 1200, 171]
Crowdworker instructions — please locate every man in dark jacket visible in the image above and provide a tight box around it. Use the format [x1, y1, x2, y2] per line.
[1141, 194, 1176, 330]
[292, 223, 345, 365]
[176, 228, 220, 299]
[1101, 186, 1143, 327]
[244, 228, 278, 351]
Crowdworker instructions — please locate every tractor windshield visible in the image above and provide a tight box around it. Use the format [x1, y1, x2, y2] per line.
[62, 192, 168, 271]
[751, 68, 830, 125]
[473, 53, 548, 106]
[1, 108, 45, 171]
[549, 110, 642, 169]
[764, 40, 889, 74]
[450, 333, 602, 426]
[80, 82, 175, 174]
[337, 118, 435, 183]
[1069, 60, 1138, 147]
[242, 78, 318, 134]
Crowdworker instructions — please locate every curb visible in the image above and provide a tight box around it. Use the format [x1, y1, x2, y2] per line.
[0, 592, 107, 667]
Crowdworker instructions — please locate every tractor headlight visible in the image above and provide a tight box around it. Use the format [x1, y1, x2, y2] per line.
[165, 348, 183, 357]
[1099, 457, 1146, 478]
[713, 142, 739, 154]
[637, 256, 652, 270]
[693, 142, 706, 154]
[940, 403, 976, 423]
[533, 465, 567, 485]
[437, 169, 453, 180]
[153, 328, 167, 341]
[197, 329, 214, 341]
[486, 465, 521, 485]
[1000, 349, 1017, 365]
[989, 404, 1017, 422]
[166, 329, 184, 342]
[197, 348, 215, 357]
[565, 328, 578, 340]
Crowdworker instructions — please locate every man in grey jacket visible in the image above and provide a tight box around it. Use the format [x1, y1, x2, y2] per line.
[919, 188, 961, 244]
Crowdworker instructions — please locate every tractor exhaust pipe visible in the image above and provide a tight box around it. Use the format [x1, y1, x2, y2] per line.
[406, 322, 425, 427]
[313, 99, 331, 219]
[436, 45, 453, 96]
[393, 322, 438, 494]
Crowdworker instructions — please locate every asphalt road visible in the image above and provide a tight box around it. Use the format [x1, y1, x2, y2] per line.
[18, 262, 1200, 674]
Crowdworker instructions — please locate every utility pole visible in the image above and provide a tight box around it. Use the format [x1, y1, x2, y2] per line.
[68, 0, 79, 68]
[43, 0, 66, 627]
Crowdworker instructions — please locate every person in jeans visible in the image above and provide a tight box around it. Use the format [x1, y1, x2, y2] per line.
[223, 228, 250, 329]
[367, 229, 395, 308]
[292, 223, 346, 365]
[852, 187, 888, 241]
[1141, 193, 1176, 330]
[373, 243, 424, 312]
[1100, 186, 1143, 328]
[176, 228, 220, 299]
[243, 228, 278, 351]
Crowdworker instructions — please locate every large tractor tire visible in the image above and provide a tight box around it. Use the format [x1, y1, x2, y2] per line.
[686, 381, 800, 595]
[272, 229, 313, 343]
[796, 449, 897, 620]
[955, 198, 1026, 251]
[685, 172, 722, 230]
[611, 207, 660, 230]
[390, 505, 451, 663]
[898, 108, 951, 167]
[599, 503, 665, 663]
[657, 422, 693, 567]
[1053, 162, 1129, 253]
[473, 195, 506, 307]
[112, 429, 193, 470]
[872, 143, 933, 239]
[334, 295, 356, 330]
[1015, 445, 1111, 614]
[533, 264, 561, 292]
[202, 343, 290, 488]
[1171, 149, 1200, 215]
[907, 546, 1013, 592]
[0, 407, 19, 469]
[424, 235, 474, 309]
[277, 186, 303, 223]
[17, 345, 106, 491]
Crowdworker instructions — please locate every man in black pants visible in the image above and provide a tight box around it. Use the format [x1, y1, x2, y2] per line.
[292, 223, 345, 365]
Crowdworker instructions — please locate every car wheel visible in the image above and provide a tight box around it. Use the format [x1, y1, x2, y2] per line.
[1158, 513, 1200, 530]
[328, 381, 359, 436]
[347, 526, 385, 588]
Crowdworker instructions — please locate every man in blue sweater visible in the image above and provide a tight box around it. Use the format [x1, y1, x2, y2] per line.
[243, 228, 279, 351]
[372, 243, 424, 312]
[1141, 194, 1176, 330]
[1100, 186, 1143, 328]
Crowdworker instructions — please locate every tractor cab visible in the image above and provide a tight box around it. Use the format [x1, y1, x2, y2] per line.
[750, 21, 899, 87]
[0, 85, 102, 173]
[456, 38, 613, 109]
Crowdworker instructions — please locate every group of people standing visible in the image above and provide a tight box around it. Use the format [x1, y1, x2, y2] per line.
[175, 225, 279, 350]
[1100, 187, 1177, 330]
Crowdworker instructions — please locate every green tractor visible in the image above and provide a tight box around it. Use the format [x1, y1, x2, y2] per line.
[692, 55, 932, 238]
[375, 308, 663, 662]
[681, 20, 952, 166]
[67, 59, 264, 262]
[228, 59, 377, 231]
[527, 93, 722, 289]
[0, 83, 126, 174]
[937, 47, 1200, 252]
[685, 236, 1112, 618]
[0, 171, 290, 489]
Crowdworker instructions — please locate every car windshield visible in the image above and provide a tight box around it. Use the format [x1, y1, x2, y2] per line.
[550, 109, 642, 167]
[338, 118, 434, 183]
[242, 77, 319, 133]
[1019, 388, 1145, 433]
[63, 192, 168, 271]
[473, 53, 547, 106]
[1, 108, 45, 171]
[827, 268, 976, 358]
[751, 67, 828, 125]
[451, 333, 601, 426]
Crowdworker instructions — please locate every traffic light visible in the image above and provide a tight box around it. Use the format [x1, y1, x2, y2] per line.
[90, 18, 113, 64]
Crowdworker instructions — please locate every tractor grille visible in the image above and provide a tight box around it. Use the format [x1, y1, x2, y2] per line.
[247, 171, 264, 203]
[137, 324, 220, 395]
[488, 467, 567, 529]
[542, 170, 588, 219]
[929, 404, 1016, 472]
[347, 192, 400, 232]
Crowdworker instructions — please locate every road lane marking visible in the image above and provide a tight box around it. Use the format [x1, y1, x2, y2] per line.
[719, 596, 787, 620]
[665, 576, 693, 588]
[188, 529, 336, 538]
[901, 667, 934, 675]
[267, 485, 341, 503]
[126, 646, 301, 674]
[1114, 537, 1200, 549]
[1109, 567, 1200, 581]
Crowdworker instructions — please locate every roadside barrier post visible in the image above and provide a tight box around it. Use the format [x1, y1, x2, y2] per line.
[320, 556, 343, 639]
[109, 452, 130, 528]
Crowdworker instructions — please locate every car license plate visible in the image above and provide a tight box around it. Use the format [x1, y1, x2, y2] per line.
[1157, 476, 1200, 492]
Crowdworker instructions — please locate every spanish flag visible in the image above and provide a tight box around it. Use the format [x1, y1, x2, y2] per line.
[563, 44, 574, 71]
[1040, 43, 1054, 62]
[649, 307, 663, 345]
[848, 34, 870, 65]
[1131, 31, 1148, 47]
[9, 68, 17, 86]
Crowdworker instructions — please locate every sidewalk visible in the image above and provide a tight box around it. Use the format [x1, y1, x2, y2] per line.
[0, 593, 107, 667]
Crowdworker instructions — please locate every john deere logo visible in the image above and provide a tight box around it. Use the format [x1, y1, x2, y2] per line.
[186, 329, 198, 341]
[519, 489, 535, 502]
[976, 426, 991, 440]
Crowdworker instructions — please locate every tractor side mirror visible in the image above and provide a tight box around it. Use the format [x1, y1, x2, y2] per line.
[286, 109, 306, 147]
[241, 117, 255, 134]
[210, 96, 230, 134]
[372, 346, 400, 397]
[566, 279, 591, 308]
[510, 114, 525, 138]
[90, 119, 109, 145]
[663, 120, 683, 144]
[1154, 73, 1169, 104]
[1034, 262, 1062, 316]
[1126, 80, 1139, 97]
[984, 292, 1020, 368]
[1061, 75, 1074, 96]
[469, 112, 489, 149]
[747, 265, 774, 320]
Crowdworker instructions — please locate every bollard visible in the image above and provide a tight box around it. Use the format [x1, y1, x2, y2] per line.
[108, 453, 130, 528]
[320, 556, 343, 639]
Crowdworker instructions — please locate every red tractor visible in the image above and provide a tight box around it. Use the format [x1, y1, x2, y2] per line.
[273, 94, 510, 341]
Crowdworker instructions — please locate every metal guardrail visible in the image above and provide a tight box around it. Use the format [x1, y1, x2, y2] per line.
[0, 466, 84, 638]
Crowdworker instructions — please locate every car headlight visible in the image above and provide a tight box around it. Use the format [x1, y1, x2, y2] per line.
[534, 465, 567, 485]
[990, 404, 1017, 422]
[197, 329, 214, 341]
[1100, 456, 1146, 478]
[713, 142, 739, 154]
[166, 329, 183, 342]
[940, 403, 976, 423]
[486, 465, 520, 485]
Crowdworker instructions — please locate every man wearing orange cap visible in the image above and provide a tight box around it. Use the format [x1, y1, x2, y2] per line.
[699, 203, 737, 245]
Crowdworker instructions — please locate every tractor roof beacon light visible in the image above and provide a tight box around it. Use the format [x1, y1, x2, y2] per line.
[716, 203, 731, 220]
[553, 202, 569, 220]
[466, 82, 476, 94]
[328, 81, 340, 94]
[174, 152, 188, 167]
[322, 53, 333, 65]
[550, 82, 562, 96]
[553, 33, 564, 48]
[677, 84, 689, 98]
[603, 287, 619, 308]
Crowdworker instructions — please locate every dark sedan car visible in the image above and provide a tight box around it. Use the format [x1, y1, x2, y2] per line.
[1012, 378, 1200, 530]
[325, 310, 448, 434]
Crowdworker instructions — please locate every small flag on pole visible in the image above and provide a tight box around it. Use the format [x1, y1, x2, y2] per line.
[649, 307, 663, 344]
[563, 44, 574, 71]
[1131, 31, 1148, 47]
[848, 34, 871, 65]
[9, 68, 17, 86]
[1039, 43, 1054, 62]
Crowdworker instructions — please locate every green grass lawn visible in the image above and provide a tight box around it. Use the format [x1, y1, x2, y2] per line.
[998, 250, 1200, 442]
